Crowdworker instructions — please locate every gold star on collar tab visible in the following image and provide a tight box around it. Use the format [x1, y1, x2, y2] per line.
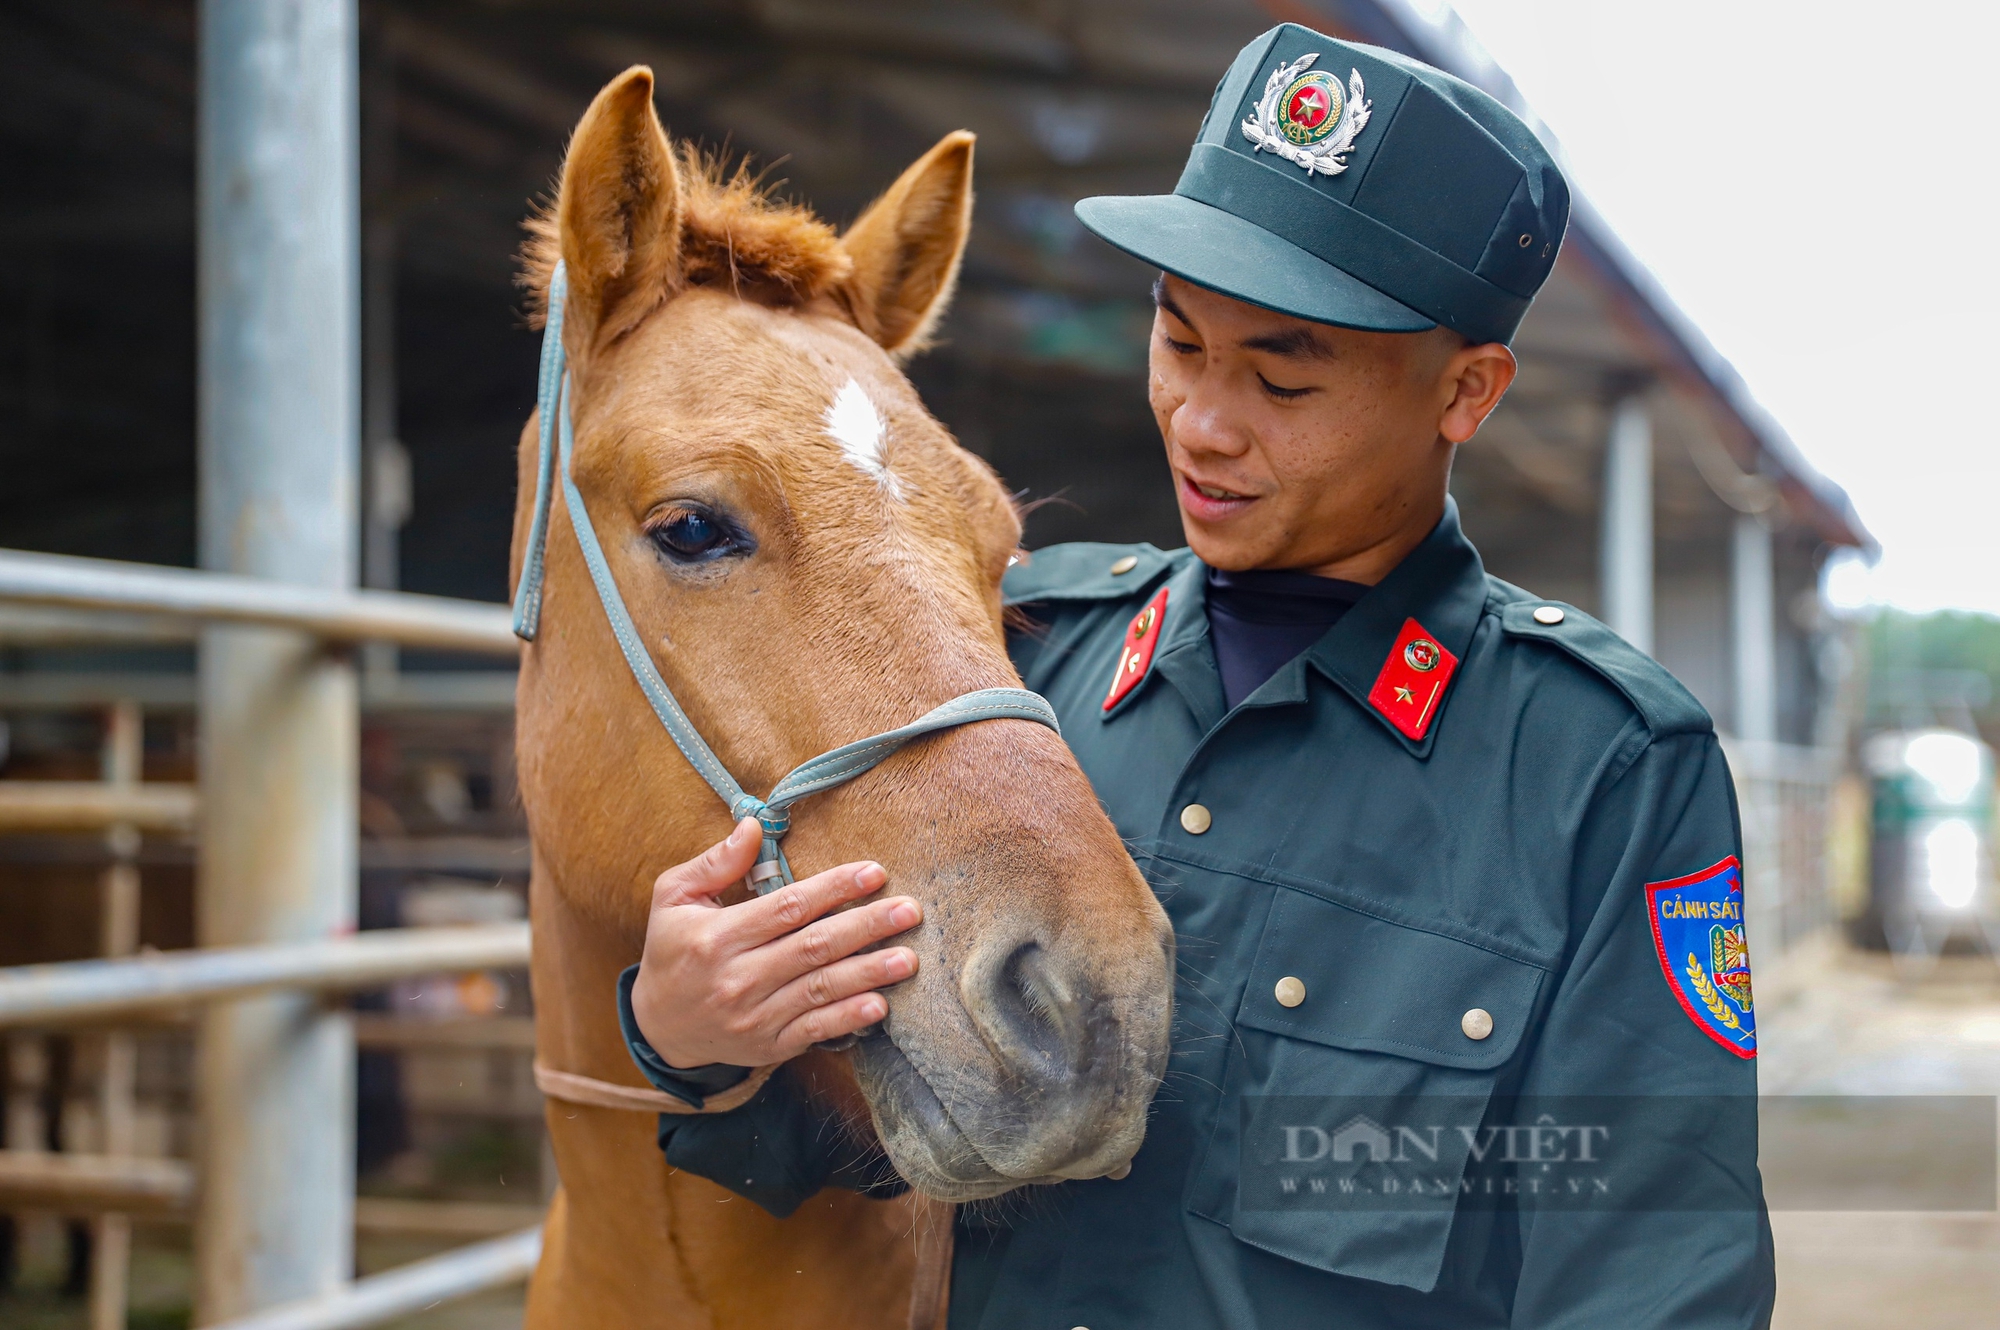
[1365, 617, 1460, 741]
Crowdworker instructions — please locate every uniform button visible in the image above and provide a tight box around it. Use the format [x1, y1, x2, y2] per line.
[1110, 555, 1139, 575]
[1532, 605, 1565, 625]
[1274, 976, 1307, 1008]
[1461, 1007, 1494, 1040]
[1180, 803, 1212, 834]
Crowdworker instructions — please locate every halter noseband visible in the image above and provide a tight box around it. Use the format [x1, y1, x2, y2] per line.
[511, 262, 1061, 891]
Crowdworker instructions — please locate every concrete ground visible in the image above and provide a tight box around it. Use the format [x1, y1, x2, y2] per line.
[1759, 936, 2000, 1329]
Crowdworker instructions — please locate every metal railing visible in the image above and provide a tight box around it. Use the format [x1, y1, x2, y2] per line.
[208, 1226, 543, 1330]
[1724, 737, 1840, 957]
[0, 1149, 195, 1216]
[0, 547, 536, 1329]
[0, 924, 530, 1028]
[0, 669, 520, 713]
[0, 780, 198, 832]
[0, 549, 518, 655]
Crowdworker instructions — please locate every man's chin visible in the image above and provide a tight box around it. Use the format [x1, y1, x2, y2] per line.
[1181, 517, 1274, 572]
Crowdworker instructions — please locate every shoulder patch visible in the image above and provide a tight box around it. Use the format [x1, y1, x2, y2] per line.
[1496, 597, 1711, 739]
[1002, 542, 1181, 607]
[1645, 857, 1755, 1058]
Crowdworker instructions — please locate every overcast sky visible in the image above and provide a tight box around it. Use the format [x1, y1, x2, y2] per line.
[1439, 0, 1998, 615]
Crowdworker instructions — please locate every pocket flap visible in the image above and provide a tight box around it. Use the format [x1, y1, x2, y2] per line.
[1239, 888, 1548, 1070]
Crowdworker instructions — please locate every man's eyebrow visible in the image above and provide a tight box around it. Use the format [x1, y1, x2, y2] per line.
[1239, 325, 1338, 362]
[1152, 276, 1335, 362]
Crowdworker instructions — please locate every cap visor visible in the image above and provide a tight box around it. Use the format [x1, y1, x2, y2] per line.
[1076, 193, 1435, 334]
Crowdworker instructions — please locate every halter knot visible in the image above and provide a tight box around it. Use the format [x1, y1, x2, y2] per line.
[730, 795, 791, 838]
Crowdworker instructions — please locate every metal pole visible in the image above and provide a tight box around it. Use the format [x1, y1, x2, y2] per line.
[196, 0, 361, 1319]
[204, 1226, 543, 1330]
[1732, 513, 1778, 745]
[0, 549, 517, 654]
[90, 702, 143, 1330]
[1730, 513, 1780, 953]
[5, 1035, 58, 1278]
[360, 22, 408, 686]
[0, 781, 198, 833]
[0, 1150, 193, 1216]
[0, 924, 531, 1028]
[1599, 396, 1654, 656]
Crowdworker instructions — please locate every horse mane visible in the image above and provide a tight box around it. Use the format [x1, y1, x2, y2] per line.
[518, 144, 853, 328]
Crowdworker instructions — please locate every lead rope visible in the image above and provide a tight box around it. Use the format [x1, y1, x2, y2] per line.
[907, 1196, 955, 1330]
[512, 261, 1060, 891]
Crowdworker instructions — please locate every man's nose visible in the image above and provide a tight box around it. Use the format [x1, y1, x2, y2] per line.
[1171, 382, 1252, 459]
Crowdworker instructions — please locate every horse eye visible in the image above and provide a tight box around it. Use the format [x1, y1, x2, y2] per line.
[649, 506, 745, 563]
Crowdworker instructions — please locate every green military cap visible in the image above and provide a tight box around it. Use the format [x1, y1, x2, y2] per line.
[1076, 23, 1570, 345]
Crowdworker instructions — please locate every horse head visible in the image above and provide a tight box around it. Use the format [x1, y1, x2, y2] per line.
[513, 67, 1173, 1201]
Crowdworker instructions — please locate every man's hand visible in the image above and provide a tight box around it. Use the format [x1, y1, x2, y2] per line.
[629, 818, 922, 1069]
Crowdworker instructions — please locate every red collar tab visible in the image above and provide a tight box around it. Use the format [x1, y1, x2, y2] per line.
[1104, 587, 1170, 712]
[1366, 617, 1459, 741]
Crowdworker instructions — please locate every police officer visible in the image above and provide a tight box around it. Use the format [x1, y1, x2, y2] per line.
[623, 23, 1775, 1328]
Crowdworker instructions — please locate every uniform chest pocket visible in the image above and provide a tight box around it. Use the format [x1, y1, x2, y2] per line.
[1186, 885, 1551, 1295]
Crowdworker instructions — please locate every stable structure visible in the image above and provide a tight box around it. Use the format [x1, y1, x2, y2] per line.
[0, 1, 1870, 1322]
[1, 2, 535, 1325]
[1, 0, 1871, 735]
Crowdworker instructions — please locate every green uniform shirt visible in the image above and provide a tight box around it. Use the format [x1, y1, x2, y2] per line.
[648, 501, 1775, 1328]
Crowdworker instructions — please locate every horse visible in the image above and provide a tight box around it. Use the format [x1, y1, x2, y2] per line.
[512, 68, 1175, 1328]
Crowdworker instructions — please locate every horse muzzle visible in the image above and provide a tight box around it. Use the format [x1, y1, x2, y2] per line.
[854, 923, 1174, 1201]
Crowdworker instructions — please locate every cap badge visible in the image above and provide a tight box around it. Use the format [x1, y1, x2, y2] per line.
[1104, 587, 1169, 713]
[1242, 54, 1372, 177]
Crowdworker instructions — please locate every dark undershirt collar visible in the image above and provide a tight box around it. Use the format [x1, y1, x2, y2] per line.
[1204, 565, 1368, 710]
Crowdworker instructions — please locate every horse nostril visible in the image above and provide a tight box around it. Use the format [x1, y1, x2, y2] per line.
[970, 940, 1088, 1081]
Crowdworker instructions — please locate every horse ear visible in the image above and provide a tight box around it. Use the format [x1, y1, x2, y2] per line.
[837, 131, 974, 357]
[556, 66, 683, 342]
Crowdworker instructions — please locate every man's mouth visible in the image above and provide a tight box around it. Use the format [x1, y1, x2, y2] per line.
[1178, 471, 1257, 520]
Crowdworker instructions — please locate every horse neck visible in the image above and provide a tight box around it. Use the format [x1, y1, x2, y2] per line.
[524, 855, 937, 1330]
[528, 856, 649, 1088]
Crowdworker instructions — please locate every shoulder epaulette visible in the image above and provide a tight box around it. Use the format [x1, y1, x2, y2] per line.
[1002, 542, 1182, 607]
[1495, 594, 1712, 740]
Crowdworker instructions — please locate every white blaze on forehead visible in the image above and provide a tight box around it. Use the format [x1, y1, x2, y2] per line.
[824, 376, 905, 500]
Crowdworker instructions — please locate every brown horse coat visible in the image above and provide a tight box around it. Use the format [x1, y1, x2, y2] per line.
[513, 69, 1172, 1328]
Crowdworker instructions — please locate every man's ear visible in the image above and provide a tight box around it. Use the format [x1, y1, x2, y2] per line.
[837, 131, 974, 358]
[557, 66, 683, 344]
[1438, 342, 1517, 445]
